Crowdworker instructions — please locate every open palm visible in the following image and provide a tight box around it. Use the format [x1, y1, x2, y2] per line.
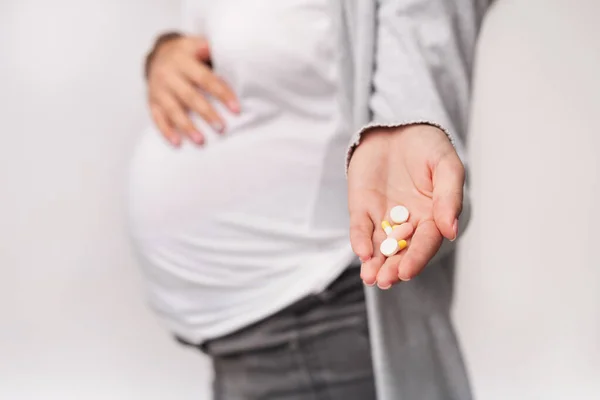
[347, 124, 464, 289]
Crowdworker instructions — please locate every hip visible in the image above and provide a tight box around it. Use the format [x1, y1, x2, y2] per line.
[142, 243, 357, 342]
[177, 265, 376, 400]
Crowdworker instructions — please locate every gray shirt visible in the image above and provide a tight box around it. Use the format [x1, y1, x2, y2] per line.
[339, 0, 490, 398]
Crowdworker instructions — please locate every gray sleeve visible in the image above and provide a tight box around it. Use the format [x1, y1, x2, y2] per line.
[345, 0, 491, 173]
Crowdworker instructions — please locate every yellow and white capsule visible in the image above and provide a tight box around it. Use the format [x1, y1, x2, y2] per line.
[380, 238, 399, 256]
[381, 220, 393, 236]
[380, 238, 409, 257]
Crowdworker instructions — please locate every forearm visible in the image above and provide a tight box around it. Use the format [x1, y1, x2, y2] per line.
[346, 0, 491, 172]
[144, 0, 206, 79]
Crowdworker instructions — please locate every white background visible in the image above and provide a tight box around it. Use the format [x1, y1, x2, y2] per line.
[0, 0, 598, 399]
[454, 1, 600, 399]
[0, 1, 210, 399]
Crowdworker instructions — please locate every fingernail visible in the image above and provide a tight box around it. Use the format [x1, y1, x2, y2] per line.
[192, 134, 204, 145]
[364, 281, 376, 287]
[228, 101, 240, 113]
[450, 218, 459, 242]
[359, 256, 371, 263]
[398, 276, 411, 282]
[377, 282, 391, 290]
[211, 121, 224, 133]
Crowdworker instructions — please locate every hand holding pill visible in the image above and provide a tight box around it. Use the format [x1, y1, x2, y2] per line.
[347, 124, 465, 289]
[379, 207, 412, 256]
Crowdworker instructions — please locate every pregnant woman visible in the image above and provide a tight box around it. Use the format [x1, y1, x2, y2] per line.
[128, 1, 489, 398]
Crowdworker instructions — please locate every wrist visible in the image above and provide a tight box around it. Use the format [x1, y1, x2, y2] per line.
[395, 123, 449, 142]
[361, 123, 446, 144]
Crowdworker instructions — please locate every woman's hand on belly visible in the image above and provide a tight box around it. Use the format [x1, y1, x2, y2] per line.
[347, 124, 464, 289]
[145, 33, 240, 146]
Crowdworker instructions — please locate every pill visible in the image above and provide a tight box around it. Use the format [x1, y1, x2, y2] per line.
[390, 223, 414, 240]
[397, 239, 408, 251]
[380, 237, 400, 257]
[381, 220, 393, 236]
[390, 205, 410, 224]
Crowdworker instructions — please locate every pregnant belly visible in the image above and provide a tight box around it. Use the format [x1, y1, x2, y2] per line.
[126, 126, 345, 282]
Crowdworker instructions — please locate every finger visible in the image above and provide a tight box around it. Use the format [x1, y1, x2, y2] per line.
[166, 72, 225, 133]
[375, 224, 412, 288]
[349, 210, 374, 263]
[376, 218, 414, 288]
[397, 220, 443, 281]
[376, 251, 405, 289]
[179, 57, 240, 114]
[360, 212, 389, 286]
[361, 253, 386, 287]
[156, 92, 204, 145]
[389, 222, 414, 240]
[432, 152, 465, 241]
[150, 103, 180, 147]
[348, 187, 388, 286]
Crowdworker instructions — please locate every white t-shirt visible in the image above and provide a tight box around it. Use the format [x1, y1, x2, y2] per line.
[127, 0, 356, 343]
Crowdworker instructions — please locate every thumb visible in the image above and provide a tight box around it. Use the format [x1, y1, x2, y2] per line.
[432, 152, 465, 241]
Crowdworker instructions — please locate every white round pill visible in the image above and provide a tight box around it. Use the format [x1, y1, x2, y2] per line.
[390, 206, 410, 224]
[380, 237, 400, 257]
